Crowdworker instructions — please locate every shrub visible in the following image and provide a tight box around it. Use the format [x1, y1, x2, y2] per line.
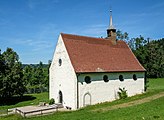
[49, 98, 55, 105]
[117, 87, 128, 99]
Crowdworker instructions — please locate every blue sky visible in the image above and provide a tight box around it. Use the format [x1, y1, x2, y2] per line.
[0, 0, 164, 64]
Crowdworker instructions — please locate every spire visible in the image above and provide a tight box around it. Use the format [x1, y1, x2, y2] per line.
[106, 9, 117, 44]
[109, 9, 114, 29]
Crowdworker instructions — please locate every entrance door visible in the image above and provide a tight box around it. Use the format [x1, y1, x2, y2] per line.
[59, 91, 63, 104]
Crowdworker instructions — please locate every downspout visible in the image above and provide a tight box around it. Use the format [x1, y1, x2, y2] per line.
[76, 73, 80, 109]
[144, 71, 147, 91]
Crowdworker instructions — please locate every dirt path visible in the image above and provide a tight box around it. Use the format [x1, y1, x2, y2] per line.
[93, 92, 164, 112]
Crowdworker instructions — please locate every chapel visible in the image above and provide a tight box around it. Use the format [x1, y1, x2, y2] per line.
[49, 10, 146, 110]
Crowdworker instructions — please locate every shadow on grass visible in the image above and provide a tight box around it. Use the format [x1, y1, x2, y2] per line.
[0, 95, 36, 106]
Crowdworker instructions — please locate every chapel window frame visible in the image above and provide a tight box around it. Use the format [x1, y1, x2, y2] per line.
[84, 76, 91, 84]
[103, 75, 109, 82]
[119, 75, 124, 81]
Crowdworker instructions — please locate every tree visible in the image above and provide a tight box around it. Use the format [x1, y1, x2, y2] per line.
[23, 65, 33, 86]
[134, 38, 164, 78]
[0, 49, 5, 77]
[145, 39, 164, 78]
[23, 61, 49, 93]
[36, 62, 44, 85]
[35, 61, 49, 92]
[0, 48, 26, 97]
[0, 50, 6, 95]
[116, 30, 129, 42]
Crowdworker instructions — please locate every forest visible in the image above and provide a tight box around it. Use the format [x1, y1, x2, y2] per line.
[0, 32, 163, 98]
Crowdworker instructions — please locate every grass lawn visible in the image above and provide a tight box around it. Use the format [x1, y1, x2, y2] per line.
[148, 78, 164, 91]
[0, 78, 164, 120]
[0, 92, 49, 110]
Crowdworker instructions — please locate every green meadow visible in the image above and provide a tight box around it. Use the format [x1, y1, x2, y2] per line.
[0, 78, 164, 120]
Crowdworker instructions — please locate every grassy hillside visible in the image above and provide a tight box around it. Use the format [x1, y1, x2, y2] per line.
[0, 92, 49, 110]
[148, 78, 164, 91]
[0, 78, 164, 120]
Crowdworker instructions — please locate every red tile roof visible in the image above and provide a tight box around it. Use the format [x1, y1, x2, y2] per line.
[61, 33, 146, 73]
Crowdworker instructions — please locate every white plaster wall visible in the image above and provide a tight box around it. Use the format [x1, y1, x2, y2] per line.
[78, 72, 145, 108]
[49, 34, 77, 110]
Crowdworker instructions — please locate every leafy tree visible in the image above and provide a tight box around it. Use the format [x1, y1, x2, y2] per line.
[0, 48, 26, 97]
[116, 30, 129, 42]
[23, 65, 33, 86]
[0, 50, 5, 76]
[134, 38, 164, 78]
[23, 61, 49, 93]
[117, 30, 135, 50]
[0, 50, 6, 95]
[145, 39, 164, 77]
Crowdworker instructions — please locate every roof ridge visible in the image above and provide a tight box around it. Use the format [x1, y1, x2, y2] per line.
[61, 33, 126, 44]
[61, 32, 105, 40]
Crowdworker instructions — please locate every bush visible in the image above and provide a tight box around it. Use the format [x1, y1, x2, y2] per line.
[117, 87, 128, 99]
[49, 98, 55, 105]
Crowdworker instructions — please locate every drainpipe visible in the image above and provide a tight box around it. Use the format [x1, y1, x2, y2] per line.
[144, 71, 147, 91]
[76, 73, 80, 109]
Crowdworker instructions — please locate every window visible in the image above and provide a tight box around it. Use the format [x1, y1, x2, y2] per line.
[119, 75, 124, 81]
[103, 75, 109, 82]
[84, 76, 91, 84]
[133, 74, 137, 80]
[59, 59, 62, 66]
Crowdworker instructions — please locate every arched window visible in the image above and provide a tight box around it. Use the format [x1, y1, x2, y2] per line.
[59, 59, 62, 66]
[84, 76, 91, 84]
[103, 75, 109, 82]
[133, 74, 137, 80]
[119, 75, 124, 81]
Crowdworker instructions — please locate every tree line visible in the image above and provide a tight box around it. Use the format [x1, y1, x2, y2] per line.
[0, 48, 50, 98]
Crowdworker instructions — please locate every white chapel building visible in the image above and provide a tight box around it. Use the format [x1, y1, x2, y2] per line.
[49, 11, 146, 110]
